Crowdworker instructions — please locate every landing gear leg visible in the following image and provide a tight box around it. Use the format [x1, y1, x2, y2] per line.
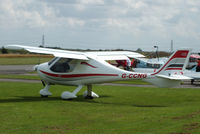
[39, 84, 52, 97]
[61, 85, 83, 100]
[191, 79, 194, 85]
[86, 85, 93, 99]
[83, 85, 99, 99]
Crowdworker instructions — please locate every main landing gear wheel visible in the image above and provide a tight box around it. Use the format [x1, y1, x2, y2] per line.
[61, 85, 83, 100]
[83, 85, 99, 99]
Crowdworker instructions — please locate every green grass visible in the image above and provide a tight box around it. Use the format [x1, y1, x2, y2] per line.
[0, 82, 200, 134]
[0, 57, 52, 65]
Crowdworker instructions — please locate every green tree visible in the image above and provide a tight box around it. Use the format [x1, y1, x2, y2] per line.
[136, 48, 142, 52]
[1, 46, 8, 54]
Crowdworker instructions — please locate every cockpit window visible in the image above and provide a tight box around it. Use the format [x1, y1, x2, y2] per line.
[48, 57, 58, 66]
[50, 58, 77, 73]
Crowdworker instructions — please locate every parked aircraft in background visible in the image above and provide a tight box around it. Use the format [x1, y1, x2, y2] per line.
[7, 45, 191, 100]
[133, 57, 168, 69]
[133, 53, 200, 69]
[132, 54, 200, 83]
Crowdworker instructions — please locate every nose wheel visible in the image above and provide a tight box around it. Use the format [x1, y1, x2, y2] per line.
[39, 84, 52, 97]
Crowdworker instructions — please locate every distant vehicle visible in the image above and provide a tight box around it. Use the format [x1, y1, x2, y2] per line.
[183, 66, 200, 83]
[7, 45, 191, 100]
[187, 54, 200, 69]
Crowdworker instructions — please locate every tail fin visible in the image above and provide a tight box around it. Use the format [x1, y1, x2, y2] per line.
[151, 49, 191, 76]
[144, 49, 192, 88]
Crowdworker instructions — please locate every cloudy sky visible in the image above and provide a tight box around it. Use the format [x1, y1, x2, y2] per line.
[0, 0, 200, 51]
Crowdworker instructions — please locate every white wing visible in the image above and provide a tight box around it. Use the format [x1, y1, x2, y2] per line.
[7, 45, 144, 61]
[7, 45, 89, 60]
[86, 51, 145, 60]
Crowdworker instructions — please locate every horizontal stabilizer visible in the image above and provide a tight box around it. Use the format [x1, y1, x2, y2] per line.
[156, 74, 192, 80]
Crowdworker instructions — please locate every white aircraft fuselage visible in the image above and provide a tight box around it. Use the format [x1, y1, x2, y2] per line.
[36, 57, 150, 86]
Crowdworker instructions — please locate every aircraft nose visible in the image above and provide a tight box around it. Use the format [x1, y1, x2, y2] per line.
[33, 65, 39, 71]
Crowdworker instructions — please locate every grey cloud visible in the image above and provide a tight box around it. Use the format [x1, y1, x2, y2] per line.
[0, 0, 200, 51]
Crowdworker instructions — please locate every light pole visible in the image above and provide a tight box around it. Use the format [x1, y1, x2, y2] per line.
[154, 45, 159, 61]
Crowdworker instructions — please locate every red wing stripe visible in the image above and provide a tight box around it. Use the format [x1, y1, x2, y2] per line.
[165, 68, 182, 70]
[40, 70, 118, 78]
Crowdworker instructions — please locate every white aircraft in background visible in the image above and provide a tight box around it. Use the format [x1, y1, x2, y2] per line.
[7, 45, 191, 100]
[133, 57, 200, 83]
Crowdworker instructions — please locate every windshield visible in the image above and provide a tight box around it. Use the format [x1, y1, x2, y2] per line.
[48, 57, 58, 66]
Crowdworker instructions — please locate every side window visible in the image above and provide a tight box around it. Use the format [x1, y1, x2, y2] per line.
[50, 58, 77, 73]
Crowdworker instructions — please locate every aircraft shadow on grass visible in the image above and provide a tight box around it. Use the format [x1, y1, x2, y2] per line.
[0, 95, 167, 108]
[72, 95, 167, 107]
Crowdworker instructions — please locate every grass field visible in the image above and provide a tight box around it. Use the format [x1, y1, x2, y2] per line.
[0, 57, 52, 65]
[0, 55, 52, 65]
[0, 82, 200, 134]
[0, 74, 40, 80]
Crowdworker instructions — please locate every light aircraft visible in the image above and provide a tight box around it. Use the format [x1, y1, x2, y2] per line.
[7, 45, 191, 100]
[133, 57, 200, 84]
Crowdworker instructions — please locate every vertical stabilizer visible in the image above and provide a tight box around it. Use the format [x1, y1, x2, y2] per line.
[151, 49, 191, 76]
[144, 49, 191, 88]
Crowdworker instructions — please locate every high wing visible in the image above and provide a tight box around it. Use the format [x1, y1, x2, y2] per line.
[7, 45, 89, 60]
[7, 45, 144, 61]
[85, 51, 145, 60]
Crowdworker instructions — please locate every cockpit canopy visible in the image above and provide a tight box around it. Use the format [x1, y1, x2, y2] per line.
[48, 57, 77, 73]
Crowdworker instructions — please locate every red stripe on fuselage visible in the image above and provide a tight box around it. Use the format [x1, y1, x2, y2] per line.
[40, 70, 118, 78]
